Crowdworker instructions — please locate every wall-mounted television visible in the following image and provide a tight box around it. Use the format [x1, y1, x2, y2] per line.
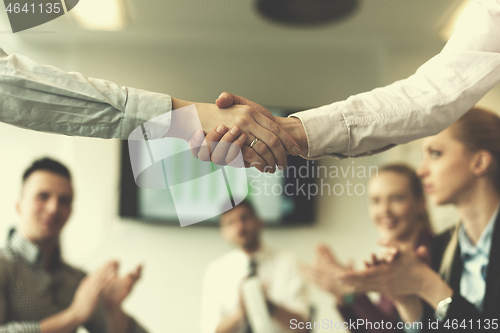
[119, 110, 317, 227]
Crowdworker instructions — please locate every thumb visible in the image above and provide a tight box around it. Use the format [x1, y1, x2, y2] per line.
[216, 92, 236, 108]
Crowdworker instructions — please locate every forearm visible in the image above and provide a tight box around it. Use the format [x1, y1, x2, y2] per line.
[108, 307, 131, 333]
[393, 296, 423, 324]
[290, 1, 500, 159]
[416, 267, 453, 310]
[39, 308, 80, 333]
[0, 48, 171, 139]
[215, 309, 245, 333]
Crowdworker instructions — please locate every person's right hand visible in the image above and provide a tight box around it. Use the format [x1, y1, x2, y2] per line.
[215, 92, 308, 157]
[172, 98, 301, 173]
[102, 263, 142, 309]
[69, 261, 117, 324]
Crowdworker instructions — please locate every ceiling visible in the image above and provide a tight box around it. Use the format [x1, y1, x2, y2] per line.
[16, 0, 461, 47]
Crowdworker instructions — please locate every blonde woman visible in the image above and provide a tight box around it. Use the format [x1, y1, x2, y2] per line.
[306, 164, 433, 333]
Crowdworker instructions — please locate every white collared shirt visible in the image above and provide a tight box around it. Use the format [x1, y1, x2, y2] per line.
[200, 247, 309, 333]
[458, 204, 499, 311]
[292, 0, 500, 159]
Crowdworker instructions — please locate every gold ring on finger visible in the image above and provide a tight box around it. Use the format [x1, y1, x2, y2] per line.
[249, 138, 259, 148]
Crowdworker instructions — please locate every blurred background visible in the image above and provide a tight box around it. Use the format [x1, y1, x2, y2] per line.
[1, 0, 500, 331]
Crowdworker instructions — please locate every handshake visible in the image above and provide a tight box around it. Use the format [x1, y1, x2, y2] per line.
[171, 92, 308, 173]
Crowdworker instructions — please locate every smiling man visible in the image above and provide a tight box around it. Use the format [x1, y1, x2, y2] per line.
[0, 158, 147, 333]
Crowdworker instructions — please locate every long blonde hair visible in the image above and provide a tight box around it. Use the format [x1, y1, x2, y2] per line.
[438, 108, 500, 281]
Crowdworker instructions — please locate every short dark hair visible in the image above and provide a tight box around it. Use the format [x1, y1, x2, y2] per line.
[220, 199, 257, 220]
[23, 158, 71, 182]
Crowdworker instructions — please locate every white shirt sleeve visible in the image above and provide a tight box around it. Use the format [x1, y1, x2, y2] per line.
[0, 48, 172, 139]
[291, 0, 500, 159]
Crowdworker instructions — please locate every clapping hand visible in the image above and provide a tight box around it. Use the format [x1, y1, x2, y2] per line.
[102, 263, 142, 309]
[69, 261, 117, 324]
[303, 244, 355, 302]
[339, 245, 429, 299]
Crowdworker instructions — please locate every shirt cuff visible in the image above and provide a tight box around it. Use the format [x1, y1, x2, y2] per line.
[289, 104, 349, 160]
[6, 322, 41, 333]
[121, 87, 172, 139]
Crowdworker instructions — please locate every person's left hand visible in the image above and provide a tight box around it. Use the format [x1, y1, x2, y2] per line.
[339, 246, 428, 299]
[102, 263, 142, 309]
[303, 244, 355, 299]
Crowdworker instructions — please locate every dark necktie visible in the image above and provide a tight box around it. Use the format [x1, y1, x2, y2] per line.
[248, 259, 257, 277]
[246, 259, 258, 333]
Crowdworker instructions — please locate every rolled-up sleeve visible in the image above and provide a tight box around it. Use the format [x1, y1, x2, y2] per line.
[292, 0, 500, 159]
[0, 48, 172, 139]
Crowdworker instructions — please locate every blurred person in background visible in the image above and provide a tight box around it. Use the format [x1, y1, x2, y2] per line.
[0, 158, 147, 333]
[340, 108, 500, 332]
[200, 200, 309, 333]
[304, 164, 433, 333]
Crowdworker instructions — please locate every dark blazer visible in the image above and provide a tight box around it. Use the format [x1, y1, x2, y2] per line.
[422, 212, 500, 332]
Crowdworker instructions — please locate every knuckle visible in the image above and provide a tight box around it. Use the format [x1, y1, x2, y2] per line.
[199, 151, 211, 162]
[270, 123, 280, 135]
[243, 148, 255, 160]
[212, 155, 225, 165]
[268, 135, 280, 148]
[257, 143, 270, 156]
[242, 106, 254, 116]
[236, 116, 250, 127]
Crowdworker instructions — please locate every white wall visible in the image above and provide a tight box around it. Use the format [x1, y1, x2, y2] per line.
[1, 26, 500, 333]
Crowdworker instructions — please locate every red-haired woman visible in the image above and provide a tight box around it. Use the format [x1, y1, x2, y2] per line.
[342, 108, 500, 332]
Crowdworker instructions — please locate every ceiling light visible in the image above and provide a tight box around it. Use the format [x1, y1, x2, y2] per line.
[70, 0, 127, 31]
[256, 0, 359, 26]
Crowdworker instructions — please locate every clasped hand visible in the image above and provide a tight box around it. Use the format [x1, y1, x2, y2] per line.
[180, 92, 308, 173]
